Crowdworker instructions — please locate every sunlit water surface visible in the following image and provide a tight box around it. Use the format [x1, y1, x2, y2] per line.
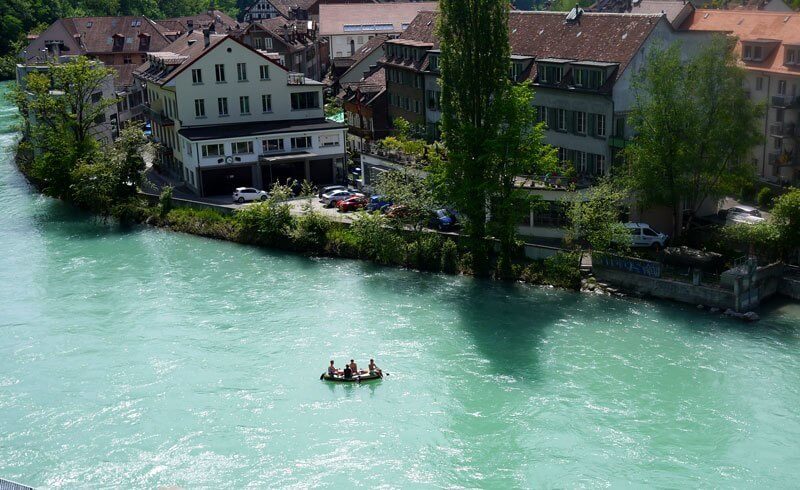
[1, 81, 799, 488]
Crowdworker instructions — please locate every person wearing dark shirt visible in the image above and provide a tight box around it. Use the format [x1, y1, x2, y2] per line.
[343, 365, 352, 379]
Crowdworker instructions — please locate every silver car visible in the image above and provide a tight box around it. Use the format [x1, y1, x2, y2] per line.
[232, 187, 268, 203]
[322, 189, 362, 207]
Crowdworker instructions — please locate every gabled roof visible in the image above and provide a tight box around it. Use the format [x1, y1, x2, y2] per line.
[338, 34, 388, 80]
[318, 2, 438, 36]
[681, 9, 800, 75]
[340, 65, 387, 106]
[268, 0, 319, 18]
[55, 16, 172, 54]
[155, 10, 240, 33]
[391, 10, 665, 81]
[135, 33, 287, 86]
[244, 16, 317, 52]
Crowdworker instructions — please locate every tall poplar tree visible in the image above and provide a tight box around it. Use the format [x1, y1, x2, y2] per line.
[436, 0, 510, 275]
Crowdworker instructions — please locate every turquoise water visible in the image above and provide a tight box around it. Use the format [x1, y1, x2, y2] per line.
[2, 81, 800, 488]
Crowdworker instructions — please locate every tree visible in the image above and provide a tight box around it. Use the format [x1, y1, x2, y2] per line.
[771, 187, 800, 262]
[374, 168, 437, 232]
[485, 82, 557, 276]
[17, 56, 117, 198]
[436, 0, 510, 275]
[564, 178, 630, 256]
[624, 37, 762, 240]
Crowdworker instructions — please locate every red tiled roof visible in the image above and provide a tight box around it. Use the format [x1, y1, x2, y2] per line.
[338, 34, 388, 79]
[395, 10, 664, 79]
[682, 9, 800, 75]
[58, 16, 172, 54]
[156, 10, 240, 33]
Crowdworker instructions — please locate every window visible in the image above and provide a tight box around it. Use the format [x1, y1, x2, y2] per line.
[123, 55, 132, 64]
[743, 45, 752, 60]
[778, 80, 787, 95]
[91, 91, 102, 103]
[754, 46, 763, 60]
[291, 91, 320, 110]
[262, 94, 272, 112]
[787, 49, 797, 65]
[202, 144, 225, 157]
[756, 77, 763, 91]
[218, 97, 229, 116]
[574, 68, 603, 89]
[237, 63, 247, 81]
[319, 134, 339, 147]
[239, 96, 250, 114]
[595, 154, 606, 175]
[192, 69, 203, 84]
[577, 151, 588, 173]
[254, 37, 265, 49]
[194, 99, 205, 117]
[138, 36, 150, 51]
[232, 141, 253, 154]
[186, 141, 192, 156]
[215, 64, 226, 82]
[576, 111, 586, 134]
[429, 54, 439, 71]
[540, 64, 563, 84]
[596, 114, 606, 137]
[131, 19, 141, 27]
[557, 109, 567, 131]
[510, 62, 522, 80]
[291, 136, 312, 149]
[260, 65, 270, 80]
[263, 138, 284, 152]
[774, 137, 782, 150]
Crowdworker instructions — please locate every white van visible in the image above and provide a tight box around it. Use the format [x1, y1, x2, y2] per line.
[624, 222, 669, 249]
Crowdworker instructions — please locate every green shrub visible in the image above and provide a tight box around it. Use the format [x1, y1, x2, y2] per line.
[543, 252, 582, 289]
[159, 186, 173, 218]
[292, 209, 331, 252]
[325, 225, 359, 258]
[519, 261, 545, 284]
[165, 207, 236, 239]
[111, 200, 152, 224]
[757, 187, 773, 208]
[440, 239, 459, 274]
[406, 233, 444, 271]
[350, 212, 405, 265]
[235, 201, 294, 246]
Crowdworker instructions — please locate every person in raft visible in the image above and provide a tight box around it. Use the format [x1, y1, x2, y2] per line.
[350, 359, 367, 375]
[342, 363, 353, 379]
[368, 359, 382, 376]
[328, 360, 341, 376]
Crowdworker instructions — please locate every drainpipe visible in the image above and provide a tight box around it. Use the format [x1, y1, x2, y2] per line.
[763, 73, 771, 179]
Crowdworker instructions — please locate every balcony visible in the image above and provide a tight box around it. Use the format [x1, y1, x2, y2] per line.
[771, 95, 798, 108]
[287, 72, 307, 85]
[769, 151, 799, 167]
[145, 106, 173, 126]
[769, 122, 800, 138]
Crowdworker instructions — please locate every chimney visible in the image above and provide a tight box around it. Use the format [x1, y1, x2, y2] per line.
[203, 28, 210, 47]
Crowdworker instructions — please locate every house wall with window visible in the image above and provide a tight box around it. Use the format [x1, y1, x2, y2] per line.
[170, 38, 324, 128]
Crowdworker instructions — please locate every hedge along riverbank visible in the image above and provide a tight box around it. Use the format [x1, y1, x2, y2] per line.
[119, 196, 583, 290]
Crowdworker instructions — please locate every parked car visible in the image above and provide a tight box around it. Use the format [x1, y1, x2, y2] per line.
[726, 211, 766, 226]
[336, 195, 368, 212]
[318, 185, 346, 199]
[624, 222, 669, 249]
[322, 189, 363, 207]
[232, 187, 268, 203]
[429, 209, 458, 231]
[385, 204, 412, 220]
[366, 195, 393, 212]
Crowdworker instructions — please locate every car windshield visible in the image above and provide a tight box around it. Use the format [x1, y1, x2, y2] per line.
[436, 210, 448, 218]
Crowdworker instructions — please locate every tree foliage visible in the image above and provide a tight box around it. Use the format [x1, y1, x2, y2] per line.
[374, 169, 436, 231]
[436, 0, 510, 274]
[564, 178, 630, 253]
[624, 37, 762, 239]
[771, 187, 800, 261]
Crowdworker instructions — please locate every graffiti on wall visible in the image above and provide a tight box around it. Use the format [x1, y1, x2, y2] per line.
[594, 252, 662, 278]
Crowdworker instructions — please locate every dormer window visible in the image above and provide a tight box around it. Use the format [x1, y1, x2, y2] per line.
[429, 54, 439, 71]
[573, 68, 603, 89]
[539, 64, 563, 84]
[86, 21, 93, 28]
[786, 47, 798, 66]
[510, 62, 522, 80]
[112, 34, 124, 51]
[743, 45, 752, 60]
[138, 34, 150, 51]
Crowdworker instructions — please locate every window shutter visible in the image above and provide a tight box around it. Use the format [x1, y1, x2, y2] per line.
[588, 113, 596, 136]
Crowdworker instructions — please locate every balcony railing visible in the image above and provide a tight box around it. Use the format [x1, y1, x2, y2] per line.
[769, 151, 799, 167]
[769, 122, 800, 138]
[287, 72, 306, 85]
[771, 95, 798, 108]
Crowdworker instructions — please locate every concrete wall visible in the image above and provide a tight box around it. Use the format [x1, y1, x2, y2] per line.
[594, 266, 737, 310]
[779, 276, 800, 299]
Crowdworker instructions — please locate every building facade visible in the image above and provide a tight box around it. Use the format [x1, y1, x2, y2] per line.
[683, 9, 800, 185]
[135, 32, 347, 196]
[234, 17, 325, 80]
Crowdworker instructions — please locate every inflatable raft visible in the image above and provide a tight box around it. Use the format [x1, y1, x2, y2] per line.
[321, 372, 382, 382]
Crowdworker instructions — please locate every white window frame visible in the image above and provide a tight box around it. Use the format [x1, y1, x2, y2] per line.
[232, 141, 254, 154]
[202, 143, 225, 158]
[260, 65, 270, 80]
[576, 111, 586, 134]
[291, 136, 312, 149]
[596, 114, 606, 137]
[262, 94, 272, 112]
[215, 64, 226, 83]
[237, 63, 247, 82]
[218, 97, 229, 116]
[240, 95, 250, 115]
[192, 68, 202, 84]
[263, 138, 284, 153]
[194, 98, 205, 118]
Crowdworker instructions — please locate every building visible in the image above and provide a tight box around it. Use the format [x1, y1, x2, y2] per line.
[233, 16, 326, 80]
[340, 66, 390, 151]
[154, 10, 241, 35]
[590, 0, 696, 28]
[375, 9, 715, 238]
[134, 30, 347, 196]
[336, 34, 388, 87]
[243, 0, 317, 21]
[682, 9, 800, 185]
[19, 16, 173, 132]
[16, 57, 119, 145]
[319, 2, 437, 60]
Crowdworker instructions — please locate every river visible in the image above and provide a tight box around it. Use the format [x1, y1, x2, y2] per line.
[1, 81, 799, 488]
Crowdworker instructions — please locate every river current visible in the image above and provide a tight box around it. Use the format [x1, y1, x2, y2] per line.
[1, 81, 799, 488]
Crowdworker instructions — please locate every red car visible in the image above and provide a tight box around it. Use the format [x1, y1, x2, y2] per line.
[336, 195, 368, 212]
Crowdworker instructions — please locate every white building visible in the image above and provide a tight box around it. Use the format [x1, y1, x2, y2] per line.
[319, 2, 436, 60]
[135, 30, 347, 196]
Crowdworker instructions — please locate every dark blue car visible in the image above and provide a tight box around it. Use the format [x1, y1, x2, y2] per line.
[429, 209, 457, 231]
[366, 195, 392, 212]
